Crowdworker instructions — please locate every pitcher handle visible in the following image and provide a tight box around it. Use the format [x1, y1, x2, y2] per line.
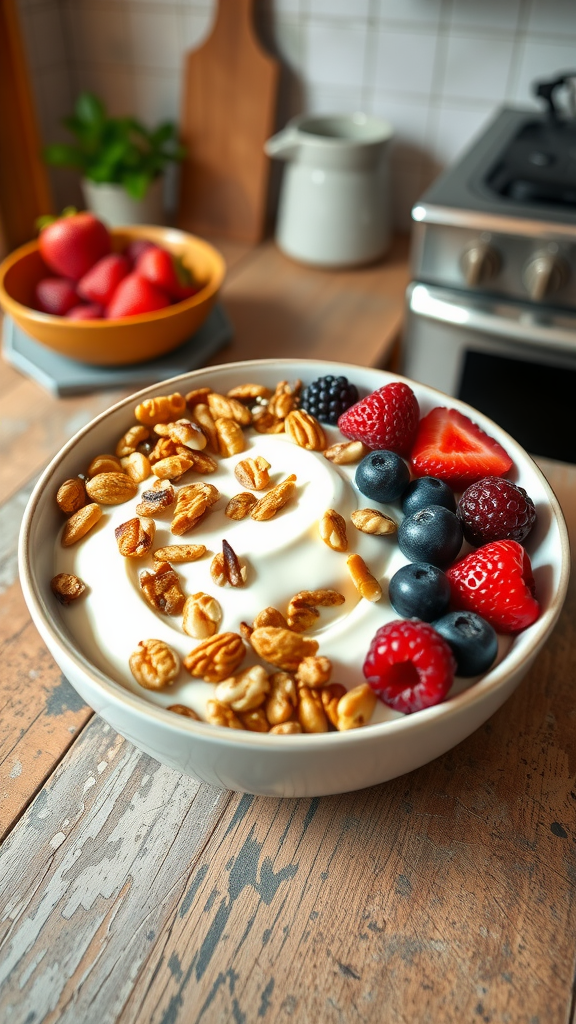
[264, 127, 300, 160]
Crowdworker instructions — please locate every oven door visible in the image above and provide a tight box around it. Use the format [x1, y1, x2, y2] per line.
[403, 282, 576, 463]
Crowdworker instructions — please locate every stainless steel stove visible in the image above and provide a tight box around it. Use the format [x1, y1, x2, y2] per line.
[402, 73, 576, 463]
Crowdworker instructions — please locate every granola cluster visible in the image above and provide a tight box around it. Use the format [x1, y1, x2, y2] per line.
[53, 378, 390, 735]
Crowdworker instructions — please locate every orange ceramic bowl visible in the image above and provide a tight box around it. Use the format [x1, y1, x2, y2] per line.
[0, 225, 226, 366]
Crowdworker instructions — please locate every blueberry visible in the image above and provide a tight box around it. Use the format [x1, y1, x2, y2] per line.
[355, 450, 410, 503]
[398, 504, 463, 569]
[402, 477, 456, 516]
[433, 611, 498, 676]
[388, 562, 451, 622]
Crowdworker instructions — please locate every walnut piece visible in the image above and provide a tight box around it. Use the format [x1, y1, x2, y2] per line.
[136, 480, 176, 517]
[115, 517, 155, 558]
[182, 592, 222, 639]
[115, 424, 150, 458]
[234, 456, 271, 490]
[286, 589, 345, 632]
[120, 451, 151, 484]
[139, 561, 186, 615]
[249, 626, 318, 671]
[50, 573, 86, 605]
[184, 631, 246, 682]
[171, 482, 219, 535]
[129, 639, 180, 690]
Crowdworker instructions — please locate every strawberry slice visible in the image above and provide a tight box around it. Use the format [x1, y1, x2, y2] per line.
[410, 407, 512, 490]
[446, 539, 540, 633]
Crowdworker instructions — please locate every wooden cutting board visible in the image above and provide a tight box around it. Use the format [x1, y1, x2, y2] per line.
[178, 0, 280, 244]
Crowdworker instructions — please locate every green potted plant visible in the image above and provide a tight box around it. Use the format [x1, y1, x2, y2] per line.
[44, 92, 186, 226]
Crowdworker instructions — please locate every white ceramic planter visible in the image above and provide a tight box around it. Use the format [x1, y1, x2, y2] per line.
[81, 177, 165, 227]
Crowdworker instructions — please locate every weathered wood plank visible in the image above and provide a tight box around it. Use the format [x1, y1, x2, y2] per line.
[0, 715, 232, 1024]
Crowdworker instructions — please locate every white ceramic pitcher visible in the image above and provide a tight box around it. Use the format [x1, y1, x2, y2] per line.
[265, 112, 393, 267]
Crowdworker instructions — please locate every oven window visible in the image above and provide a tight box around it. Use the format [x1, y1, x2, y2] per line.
[458, 350, 576, 464]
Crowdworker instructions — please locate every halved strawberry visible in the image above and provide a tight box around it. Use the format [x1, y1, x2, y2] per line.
[410, 407, 513, 490]
[446, 539, 540, 633]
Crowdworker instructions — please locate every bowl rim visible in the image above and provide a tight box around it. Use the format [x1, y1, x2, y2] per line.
[0, 226, 226, 327]
[19, 357, 571, 751]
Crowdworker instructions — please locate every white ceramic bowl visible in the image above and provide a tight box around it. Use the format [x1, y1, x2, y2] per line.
[19, 359, 570, 797]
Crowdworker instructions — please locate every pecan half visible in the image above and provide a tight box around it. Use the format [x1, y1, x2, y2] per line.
[234, 456, 271, 490]
[139, 561, 186, 615]
[319, 509, 348, 552]
[56, 477, 86, 515]
[129, 639, 180, 690]
[227, 383, 272, 402]
[61, 503, 102, 546]
[182, 592, 222, 639]
[171, 482, 218, 535]
[135, 393, 186, 426]
[323, 440, 368, 465]
[252, 408, 285, 434]
[250, 475, 297, 521]
[346, 553, 382, 602]
[208, 392, 252, 425]
[284, 410, 326, 451]
[249, 626, 318, 671]
[215, 417, 245, 457]
[50, 573, 86, 604]
[268, 379, 301, 419]
[136, 480, 176, 517]
[286, 589, 345, 632]
[185, 386, 212, 408]
[225, 492, 258, 520]
[184, 631, 246, 682]
[115, 517, 155, 558]
[351, 508, 397, 536]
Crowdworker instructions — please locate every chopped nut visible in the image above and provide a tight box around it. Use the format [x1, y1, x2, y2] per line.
[171, 482, 218, 535]
[136, 480, 176, 517]
[135, 393, 186, 426]
[85, 472, 137, 505]
[139, 562, 186, 615]
[252, 408, 285, 434]
[184, 632, 246, 682]
[152, 543, 206, 563]
[250, 626, 318, 671]
[323, 440, 368, 465]
[270, 721, 302, 735]
[50, 572, 86, 604]
[120, 451, 151, 484]
[336, 683, 377, 730]
[319, 509, 348, 552]
[265, 671, 298, 725]
[346, 553, 382, 602]
[182, 592, 222, 639]
[56, 477, 86, 515]
[116, 424, 150, 458]
[210, 540, 247, 587]
[214, 665, 270, 711]
[149, 437, 179, 464]
[205, 700, 245, 729]
[129, 638, 180, 690]
[321, 683, 347, 728]
[239, 708, 270, 732]
[284, 409, 326, 451]
[61, 503, 102, 546]
[190, 403, 219, 451]
[227, 383, 272, 402]
[167, 704, 201, 720]
[208, 392, 252, 425]
[296, 655, 332, 688]
[239, 622, 254, 642]
[268, 379, 301, 419]
[234, 456, 271, 490]
[154, 418, 207, 451]
[152, 455, 195, 480]
[215, 416, 245, 457]
[297, 686, 328, 733]
[225, 492, 258, 520]
[187, 450, 218, 474]
[115, 517, 155, 557]
[185, 386, 212, 408]
[87, 453, 123, 477]
[250, 475, 297, 521]
[253, 607, 288, 630]
[351, 508, 397, 536]
[286, 589, 345, 632]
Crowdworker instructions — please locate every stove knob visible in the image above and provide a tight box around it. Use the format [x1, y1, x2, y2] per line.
[460, 243, 501, 286]
[523, 251, 569, 301]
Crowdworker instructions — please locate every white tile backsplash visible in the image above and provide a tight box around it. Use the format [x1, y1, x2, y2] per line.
[16, 0, 576, 229]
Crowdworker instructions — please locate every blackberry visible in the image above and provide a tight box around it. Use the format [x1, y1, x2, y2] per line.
[300, 375, 358, 425]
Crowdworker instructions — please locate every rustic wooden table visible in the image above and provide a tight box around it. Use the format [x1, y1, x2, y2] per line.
[1, 236, 575, 1024]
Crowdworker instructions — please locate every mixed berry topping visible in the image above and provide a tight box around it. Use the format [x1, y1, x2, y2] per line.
[410, 407, 513, 490]
[402, 476, 456, 516]
[363, 620, 456, 714]
[457, 476, 536, 547]
[433, 611, 498, 677]
[338, 381, 420, 456]
[355, 450, 410, 503]
[446, 540, 540, 634]
[398, 504, 463, 570]
[300, 375, 358, 425]
[388, 562, 451, 622]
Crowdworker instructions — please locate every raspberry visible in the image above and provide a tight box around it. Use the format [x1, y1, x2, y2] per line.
[337, 382, 419, 456]
[446, 539, 540, 634]
[363, 620, 456, 714]
[457, 476, 536, 546]
[300, 375, 358, 425]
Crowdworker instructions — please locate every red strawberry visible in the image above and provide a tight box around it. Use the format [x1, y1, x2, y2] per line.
[78, 253, 130, 307]
[34, 277, 79, 316]
[106, 273, 171, 319]
[135, 246, 199, 301]
[337, 382, 419, 456]
[363, 619, 456, 714]
[410, 407, 513, 490]
[39, 212, 111, 281]
[446, 539, 540, 634]
[124, 239, 158, 267]
[66, 304, 103, 320]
